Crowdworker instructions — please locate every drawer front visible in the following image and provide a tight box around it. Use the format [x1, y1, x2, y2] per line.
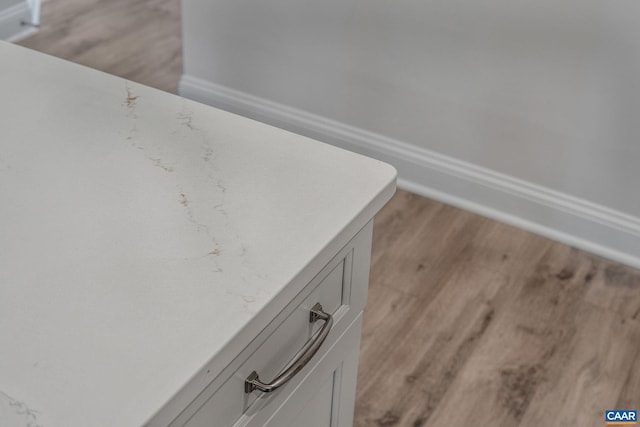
[239, 257, 346, 403]
[247, 314, 363, 427]
[169, 221, 372, 427]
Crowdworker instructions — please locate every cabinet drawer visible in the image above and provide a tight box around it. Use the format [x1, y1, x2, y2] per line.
[247, 314, 363, 427]
[169, 222, 373, 427]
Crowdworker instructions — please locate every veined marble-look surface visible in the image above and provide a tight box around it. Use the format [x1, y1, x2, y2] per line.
[0, 42, 396, 427]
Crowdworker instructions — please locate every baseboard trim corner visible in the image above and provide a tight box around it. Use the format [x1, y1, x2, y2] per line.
[0, 2, 35, 42]
[179, 75, 640, 269]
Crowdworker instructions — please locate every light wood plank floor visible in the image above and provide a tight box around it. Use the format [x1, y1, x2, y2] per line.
[18, 0, 182, 93]
[16, 2, 640, 426]
[359, 190, 640, 427]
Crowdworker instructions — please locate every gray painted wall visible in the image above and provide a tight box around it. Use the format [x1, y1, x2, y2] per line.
[180, 0, 640, 265]
[0, 0, 21, 9]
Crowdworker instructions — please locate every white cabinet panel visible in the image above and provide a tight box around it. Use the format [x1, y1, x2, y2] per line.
[258, 315, 362, 427]
[173, 224, 371, 427]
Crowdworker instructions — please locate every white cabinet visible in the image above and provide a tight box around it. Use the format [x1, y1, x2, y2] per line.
[172, 222, 372, 427]
[0, 42, 395, 427]
[257, 316, 362, 427]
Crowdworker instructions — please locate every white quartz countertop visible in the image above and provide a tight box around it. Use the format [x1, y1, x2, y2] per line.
[0, 42, 396, 427]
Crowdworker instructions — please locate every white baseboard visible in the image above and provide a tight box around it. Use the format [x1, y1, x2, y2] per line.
[0, 1, 36, 42]
[179, 75, 640, 269]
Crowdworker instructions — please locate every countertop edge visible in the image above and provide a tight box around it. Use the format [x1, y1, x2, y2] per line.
[145, 170, 397, 426]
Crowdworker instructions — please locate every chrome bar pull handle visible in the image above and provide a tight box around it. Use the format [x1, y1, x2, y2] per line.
[244, 303, 333, 394]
